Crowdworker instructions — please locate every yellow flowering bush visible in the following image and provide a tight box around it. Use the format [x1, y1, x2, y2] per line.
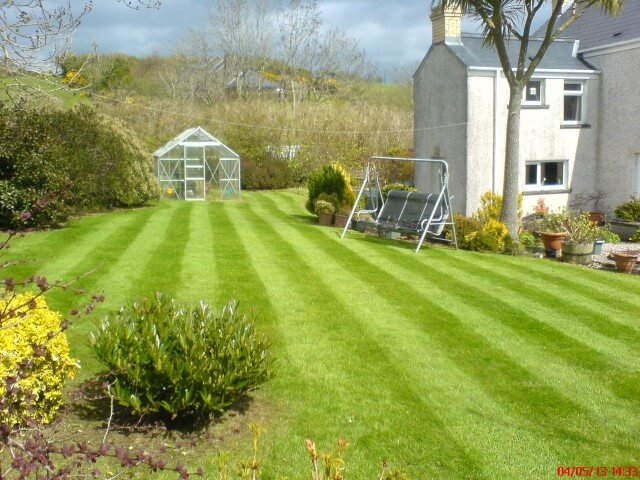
[0, 293, 77, 427]
[464, 218, 512, 253]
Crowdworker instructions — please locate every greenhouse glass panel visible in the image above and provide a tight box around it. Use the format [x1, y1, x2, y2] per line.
[153, 127, 241, 201]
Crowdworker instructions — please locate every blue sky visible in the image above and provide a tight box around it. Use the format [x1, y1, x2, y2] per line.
[71, 1, 552, 76]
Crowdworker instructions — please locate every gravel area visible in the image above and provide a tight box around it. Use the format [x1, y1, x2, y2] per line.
[591, 242, 640, 273]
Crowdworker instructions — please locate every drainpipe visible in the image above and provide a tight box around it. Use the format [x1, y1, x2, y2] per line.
[492, 68, 500, 194]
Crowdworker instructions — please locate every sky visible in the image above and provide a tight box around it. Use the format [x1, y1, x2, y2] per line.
[70, 1, 553, 77]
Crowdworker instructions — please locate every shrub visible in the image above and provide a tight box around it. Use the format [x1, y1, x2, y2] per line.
[614, 198, 640, 222]
[475, 191, 522, 223]
[464, 218, 512, 253]
[0, 104, 160, 228]
[314, 200, 335, 215]
[448, 214, 482, 245]
[241, 153, 296, 190]
[0, 293, 77, 427]
[91, 294, 271, 420]
[306, 163, 355, 214]
[519, 231, 540, 248]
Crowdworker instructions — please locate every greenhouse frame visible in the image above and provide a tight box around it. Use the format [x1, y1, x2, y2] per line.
[153, 127, 241, 201]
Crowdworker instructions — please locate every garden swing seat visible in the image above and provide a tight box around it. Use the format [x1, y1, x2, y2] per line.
[340, 156, 457, 253]
[375, 190, 447, 235]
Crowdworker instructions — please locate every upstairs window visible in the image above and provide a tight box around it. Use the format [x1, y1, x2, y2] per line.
[563, 82, 584, 123]
[525, 161, 567, 191]
[522, 79, 544, 105]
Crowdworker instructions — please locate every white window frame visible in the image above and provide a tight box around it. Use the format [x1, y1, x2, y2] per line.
[563, 81, 585, 124]
[522, 79, 544, 106]
[524, 160, 568, 191]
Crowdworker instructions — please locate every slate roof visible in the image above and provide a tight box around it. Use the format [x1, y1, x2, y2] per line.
[446, 34, 595, 71]
[543, 2, 640, 51]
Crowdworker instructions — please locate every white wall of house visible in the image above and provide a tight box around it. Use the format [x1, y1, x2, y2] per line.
[584, 42, 640, 213]
[458, 72, 600, 216]
[413, 45, 468, 214]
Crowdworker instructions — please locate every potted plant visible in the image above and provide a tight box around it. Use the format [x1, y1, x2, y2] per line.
[610, 198, 640, 240]
[314, 200, 335, 226]
[334, 204, 352, 229]
[558, 211, 597, 265]
[539, 211, 566, 258]
[611, 250, 639, 274]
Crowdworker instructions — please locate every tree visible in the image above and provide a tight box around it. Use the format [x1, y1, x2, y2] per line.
[437, 0, 623, 236]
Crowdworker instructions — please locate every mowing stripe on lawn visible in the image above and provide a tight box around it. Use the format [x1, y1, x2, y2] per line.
[424, 249, 640, 355]
[428, 247, 640, 331]
[132, 201, 193, 297]
[176, 202, 218, 303]
[233, 197, 486, 479]
[264, 192, 640, 465]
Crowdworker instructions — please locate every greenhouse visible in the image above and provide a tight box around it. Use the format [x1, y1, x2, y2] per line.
[153, 127, 241, 201]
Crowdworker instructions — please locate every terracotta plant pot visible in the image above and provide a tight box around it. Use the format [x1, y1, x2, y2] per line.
[612, 251, 639, 274]
[318, 213, 334, 226]
[540, 232, 566, 258]
[334, 214, 349, 229]
[561, 242, 594, 265]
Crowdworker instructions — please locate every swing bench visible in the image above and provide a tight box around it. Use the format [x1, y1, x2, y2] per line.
[340, 156, 458, 253]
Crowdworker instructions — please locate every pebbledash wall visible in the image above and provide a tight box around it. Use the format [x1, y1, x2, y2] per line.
[585, 41, 640, 211]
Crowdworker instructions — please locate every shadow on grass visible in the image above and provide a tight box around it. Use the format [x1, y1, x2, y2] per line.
[70, 376, 255, 437]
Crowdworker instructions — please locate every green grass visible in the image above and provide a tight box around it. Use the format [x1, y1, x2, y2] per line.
[0, 75, 91, 109]
[4, 191, 640, 479]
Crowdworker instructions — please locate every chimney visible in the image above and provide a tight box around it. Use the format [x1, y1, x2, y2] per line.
[430, 2, 462, 44]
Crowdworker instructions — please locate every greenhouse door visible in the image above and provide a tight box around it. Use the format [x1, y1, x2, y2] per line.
[184, 153, 206, 201]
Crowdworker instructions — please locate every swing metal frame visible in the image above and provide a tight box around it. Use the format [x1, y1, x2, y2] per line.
[339, 156, 458, 253]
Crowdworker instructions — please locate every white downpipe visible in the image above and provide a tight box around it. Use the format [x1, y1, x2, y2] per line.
[492, 68, 500, 194]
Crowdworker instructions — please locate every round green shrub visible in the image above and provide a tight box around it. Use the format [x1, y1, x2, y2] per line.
[91, 294, 271, 420]
[380, 182, 416, 200]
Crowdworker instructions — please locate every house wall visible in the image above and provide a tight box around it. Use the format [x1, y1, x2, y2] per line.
[413, 46, 468, 214]
[465, 73, 599, 216]
[584, 44, 640, 213]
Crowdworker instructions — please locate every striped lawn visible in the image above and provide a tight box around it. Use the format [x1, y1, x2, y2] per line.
[5, 191, 640, 479]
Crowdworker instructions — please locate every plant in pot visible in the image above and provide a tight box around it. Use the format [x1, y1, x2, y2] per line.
[315, 200, 335, 226]
[611, 250, 639, 274]
[334, 203, 352, 229]
[557, 211, 598, 265]
[539, 211, 567, 258]
[610, 198, 640, 240]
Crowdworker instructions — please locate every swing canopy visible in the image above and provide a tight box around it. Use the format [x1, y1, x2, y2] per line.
[153, 127, 241, 201]
[340, 156, 457, 253]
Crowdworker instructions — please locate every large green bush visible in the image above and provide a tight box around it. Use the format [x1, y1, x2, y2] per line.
[306, 163, 355, 214]
[0, 104, 160, 228]
[91, 294, 271, 420]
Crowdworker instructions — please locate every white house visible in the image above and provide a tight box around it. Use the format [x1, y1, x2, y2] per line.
[414, 1, 640, 217]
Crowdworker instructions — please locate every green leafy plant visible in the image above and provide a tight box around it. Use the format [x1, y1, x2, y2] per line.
[464, 218, 513, 253]
[595, 226, 620, 244]
[555, 211, 598, 244]
[91, 293, 271, 420]
[314, 200, 335, 215]
[518, 231, 540, 248]
[306, 163, 355, 214]
[614, 198, 640, 222]
[630, 229, 640, 243]
[475, 191, 522, 223]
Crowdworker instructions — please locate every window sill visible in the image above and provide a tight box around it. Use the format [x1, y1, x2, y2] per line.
[560, 123, 591, 129]
[522, 104, 550, 110]
[523, 188, 571, 195]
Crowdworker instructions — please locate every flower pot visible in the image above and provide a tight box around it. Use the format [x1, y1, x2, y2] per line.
[334, 214, 349, 229]
[612, 251, 639, 274]
[540, 232, 566, 258]
[318, 213, 334, 226]
[561, 241, 594, 265]
[593, 240, 605, 255]
[608, 220, 640, 241]
[352, 220, 368, 232]
[386, 231, 401, 240]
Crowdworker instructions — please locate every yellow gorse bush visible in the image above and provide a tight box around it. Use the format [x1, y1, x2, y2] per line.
[0, 293, 77, 427]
